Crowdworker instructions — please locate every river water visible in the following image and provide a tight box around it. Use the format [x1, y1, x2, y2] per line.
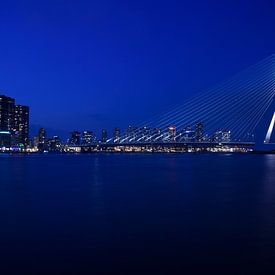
[0, 153, 275, 274]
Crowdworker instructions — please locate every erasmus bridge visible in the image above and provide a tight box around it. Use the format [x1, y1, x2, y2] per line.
[82, 54, 275, 152]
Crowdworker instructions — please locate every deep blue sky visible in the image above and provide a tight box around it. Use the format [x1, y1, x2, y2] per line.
[0, 0, 274, 137]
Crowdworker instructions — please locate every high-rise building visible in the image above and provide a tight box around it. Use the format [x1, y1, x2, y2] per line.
[168, 125, 176, 141]
[141, 126, 150, 141]
[14, 105, 29, 145]
[195, 122, 204, 142]
[33, 136, 39, 148]
[101, 129, 108, 143]
[126, 126, 138, 142]
[126, 125, 135, 139]
[212, 130, 231, 143]
[69, 131, 81, 145]
[47, 136, 62, 152]
[0, 95, 30, 146]
[38, 128, 47, 144]
[223, 131, 231, 142]
[82, 131, 95, 145]
[181, 126, 195, 142]
[113, 128, 121, 143]
[0, 131, 12, 148]
[0, 95, 15, 132]
[38, 128, 47, 152]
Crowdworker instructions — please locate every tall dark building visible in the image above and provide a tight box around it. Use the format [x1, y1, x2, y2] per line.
[126, 125, 134, 138]
[0, 95, 15, 132]
[0, 131, 12, 147]
[69, 131, 81, 145]
[212, 130, 231, 143]
[182, 126, 195, 142]
[0, 95, 30, 147]
[141, 126, 150, 141]
[82, 131, 95, 145]
[47, 136, 62, 152]
[37, 128, 47, 152]
[101, 129, 108, 143]
[113, 128, 121, 143]
[168, 125, 176, 141]
[14, 105, 30, 145]
[195, 122, 204, 142]
[38, 128, 47, 144]
[126, 125, 138, 142]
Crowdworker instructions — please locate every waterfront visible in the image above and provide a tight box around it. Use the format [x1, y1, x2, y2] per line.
[0, 154, 275, 274]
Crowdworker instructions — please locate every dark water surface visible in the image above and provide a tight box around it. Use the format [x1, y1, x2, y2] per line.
[0, 154, 275, 274]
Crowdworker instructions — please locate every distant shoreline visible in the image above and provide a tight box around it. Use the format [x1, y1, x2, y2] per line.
[1, 150, 275, 155]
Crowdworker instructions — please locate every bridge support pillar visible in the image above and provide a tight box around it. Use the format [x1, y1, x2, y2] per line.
[254, 97, 275, 152]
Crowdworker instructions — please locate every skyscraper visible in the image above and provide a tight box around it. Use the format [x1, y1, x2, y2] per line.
[168, 125, 176, 141]
[47, 136, 62, 152]
[141, 126, 150, 141]
[212, 130, 231, 143]
[182, 126, 195, 142]
[38, 128, 47, 152]
[0, 131, 12, 148]
[126, 125, 138, 142]
[195, 122, 204, 142]
[14, 105, 30, 145]
[113, 128, 121, 143]
[0, 95, 30, 147]
[0, 95, 15, 132]
[101, 129, 108, 143]
[38, 128, 47, 144]
[82, 131, 95, 145]
[69, 131, 81, 145]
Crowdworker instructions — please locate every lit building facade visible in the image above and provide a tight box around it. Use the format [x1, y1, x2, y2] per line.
[48, 136, 62, 152]
[167, 125, 176, 141]
[0, 95, 15, 132]
[82, 131, 95, 145]
[14, 105, 30, 145]
[0, 95, 30, 146]
[212, 130, 231, 142]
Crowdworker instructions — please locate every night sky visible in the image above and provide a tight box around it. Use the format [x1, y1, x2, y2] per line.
[0, 0, 274, 137]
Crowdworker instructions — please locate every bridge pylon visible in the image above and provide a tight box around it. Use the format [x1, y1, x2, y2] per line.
[254, 95, 275, 151]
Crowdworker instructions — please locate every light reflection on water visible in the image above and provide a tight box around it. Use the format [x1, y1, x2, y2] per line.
[0, 153, 275, 274]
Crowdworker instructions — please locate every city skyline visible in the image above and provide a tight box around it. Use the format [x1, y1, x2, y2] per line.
[0, 0, 275, 133]
[1, 52, 275, 151]
[0, 91, 249, 155]
[0, 93, 233, 146]
[2, 51, 275, 141]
